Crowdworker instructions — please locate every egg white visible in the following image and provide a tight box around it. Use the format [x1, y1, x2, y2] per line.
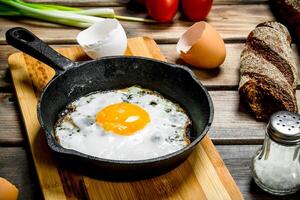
[55, 86, 191, 161]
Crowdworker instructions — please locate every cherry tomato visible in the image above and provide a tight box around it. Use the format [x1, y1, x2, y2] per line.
[181, 0, 213, 21]
[146, 0, 179, 23]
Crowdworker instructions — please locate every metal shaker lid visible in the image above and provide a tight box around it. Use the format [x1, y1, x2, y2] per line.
[267, 111, 300, 145]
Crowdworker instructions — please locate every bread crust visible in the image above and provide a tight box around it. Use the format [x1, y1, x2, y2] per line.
[239, 22, 298, 120]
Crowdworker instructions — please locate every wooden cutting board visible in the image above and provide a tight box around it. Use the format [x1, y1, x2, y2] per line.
[8, 37, 243, 200]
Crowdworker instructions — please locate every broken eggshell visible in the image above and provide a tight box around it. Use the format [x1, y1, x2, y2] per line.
[76, 19, 127, 59]
[0, 177, 19, 200]
[177, 21, 226, 69]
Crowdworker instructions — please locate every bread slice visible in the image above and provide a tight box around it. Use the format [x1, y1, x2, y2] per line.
[239, 21, 298, 120]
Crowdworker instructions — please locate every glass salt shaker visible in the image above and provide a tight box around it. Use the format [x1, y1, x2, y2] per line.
[251, 111, 300, 195]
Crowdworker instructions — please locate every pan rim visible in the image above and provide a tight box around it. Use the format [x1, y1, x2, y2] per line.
[37, 56, 214, 165]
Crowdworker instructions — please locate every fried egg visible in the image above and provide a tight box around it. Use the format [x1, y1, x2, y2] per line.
[55, 86, 192, 161]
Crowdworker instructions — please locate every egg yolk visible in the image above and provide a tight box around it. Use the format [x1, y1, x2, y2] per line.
[96, 102, 150, 135]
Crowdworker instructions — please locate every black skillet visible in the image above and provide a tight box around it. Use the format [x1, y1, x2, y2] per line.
[6, 27, 213, 179]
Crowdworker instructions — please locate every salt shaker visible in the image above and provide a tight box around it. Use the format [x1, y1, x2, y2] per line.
[251, 111, 300, 195]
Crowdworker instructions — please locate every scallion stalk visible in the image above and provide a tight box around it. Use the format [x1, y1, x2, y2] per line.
[0, 0, 155, 28]
[70, 8, 116, 18]
[13, 0, 81, 11]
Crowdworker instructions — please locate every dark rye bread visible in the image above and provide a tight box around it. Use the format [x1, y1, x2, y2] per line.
[271, 0, 300, 40]
[239, 21, 298, 120]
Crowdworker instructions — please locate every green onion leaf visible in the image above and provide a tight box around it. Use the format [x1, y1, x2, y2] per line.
[0, 0, 154, 28]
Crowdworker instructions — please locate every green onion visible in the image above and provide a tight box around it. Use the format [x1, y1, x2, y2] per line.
[0, 0, 154, 28]
[0, 4, 21, 16]
[70, 8, 116, 18]
[13, 0, 80, 11]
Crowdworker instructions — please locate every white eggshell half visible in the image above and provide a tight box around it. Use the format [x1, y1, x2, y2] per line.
[76, 19, 128, 59]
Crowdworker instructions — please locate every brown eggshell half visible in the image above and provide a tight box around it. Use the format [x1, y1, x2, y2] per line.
[0, 177, 19, 200]
[177, 21, 226, 69]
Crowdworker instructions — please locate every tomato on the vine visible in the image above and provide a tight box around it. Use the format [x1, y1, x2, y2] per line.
[181, 0, 213, 21]
[146, 0, 179, 23]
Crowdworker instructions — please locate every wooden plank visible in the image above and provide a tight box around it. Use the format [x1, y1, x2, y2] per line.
[210, 91, 266, 144]
[2, 43, 299, 89]
[216, 145, 300, 200]
[9, 53, 68, 200]
[0, 147, 42, 200]
[2, 145, 300, 200]
[0, 45, 19, 89]
[211, 91, 300, 144]
[164, 43, 300, 89]
[0, 4, 274, 44]
[0, 93, 24, 145]
[9, 38, 242, 200]
[4, 89, 300, 145]
[25, 0, 269, 6]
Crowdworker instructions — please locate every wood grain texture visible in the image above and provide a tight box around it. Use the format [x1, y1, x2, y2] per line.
[0, 147, 42, 200]
[2, 43, 299, 89]
[25, 0, 268, 6]
[217, 145, 300, 200]
[9, 54, 68, 199]
[0, 45, 19, 89]
[0, 93, 24, 145]
[0, 4, 274, 44]
[166, 43, 300, 89]
[1, 145, 300, 200]
[8, 38, 243, 200]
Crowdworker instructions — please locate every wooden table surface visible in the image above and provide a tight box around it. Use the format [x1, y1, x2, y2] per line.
[0, 0, 300, 199]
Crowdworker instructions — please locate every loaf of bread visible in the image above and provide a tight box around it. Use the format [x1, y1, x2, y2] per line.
[271, 0, 300, 40]
[239, 21, 298, 120]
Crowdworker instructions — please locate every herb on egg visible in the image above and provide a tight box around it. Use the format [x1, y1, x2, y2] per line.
[166, 134, 184, 143]
[165, 108, 172, 113]
[138, 90, 145, 95]
[127, 94, 133, 100]
[150, 101, 157, 106]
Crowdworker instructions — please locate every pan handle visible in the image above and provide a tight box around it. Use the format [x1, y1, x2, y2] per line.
[6, 27, 76, 74]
